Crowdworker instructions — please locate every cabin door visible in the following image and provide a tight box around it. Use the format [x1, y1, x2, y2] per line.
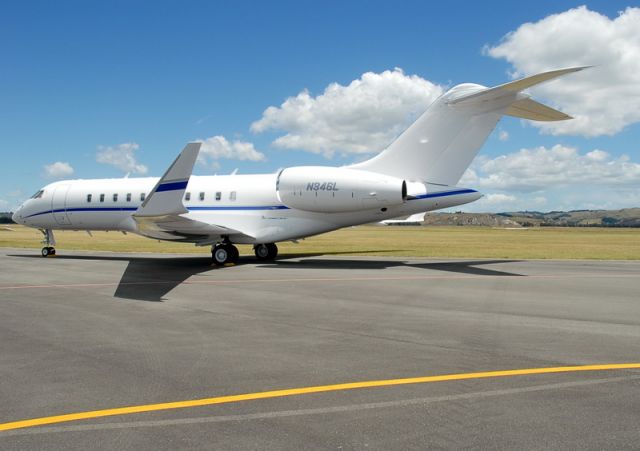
[51, 184, 72, 225]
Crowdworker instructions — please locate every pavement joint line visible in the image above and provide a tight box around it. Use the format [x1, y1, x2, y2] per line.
[0, 273, 637, 291]
[1, 363, 639, 432]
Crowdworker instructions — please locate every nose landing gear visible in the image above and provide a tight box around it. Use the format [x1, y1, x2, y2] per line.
[41, 246, 56, 257]
[40, 229, 56, 257]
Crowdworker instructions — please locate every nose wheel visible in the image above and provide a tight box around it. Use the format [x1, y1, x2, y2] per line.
[40, 229, 57, 257]
[41, 246, 56, 257]
[211, 243, 239, 266]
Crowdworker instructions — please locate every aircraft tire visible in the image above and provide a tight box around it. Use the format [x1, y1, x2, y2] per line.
[41, 247, 49, 257]
[228, 244, 239, 263]
[254, 243, 278, 261]
[212, 245, 229, 266]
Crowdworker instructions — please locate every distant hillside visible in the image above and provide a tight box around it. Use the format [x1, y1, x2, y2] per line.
[423, 212, 522, 227]
[423, 208, 640, 227]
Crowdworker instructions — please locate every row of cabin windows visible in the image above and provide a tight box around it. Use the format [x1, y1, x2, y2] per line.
[184, 191, 236, 201]
[86, 193, 145, 203]
[85, 191, 237, 203]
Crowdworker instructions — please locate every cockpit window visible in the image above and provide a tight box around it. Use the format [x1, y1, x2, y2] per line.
[30, 190, 45, 199]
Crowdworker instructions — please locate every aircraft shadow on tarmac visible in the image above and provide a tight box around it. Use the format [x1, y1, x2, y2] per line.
[11, 251, 523, 302]
[262, 256, 523, 277]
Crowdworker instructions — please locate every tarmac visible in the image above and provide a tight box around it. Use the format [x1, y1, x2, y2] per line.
[0, 247, 639, 449]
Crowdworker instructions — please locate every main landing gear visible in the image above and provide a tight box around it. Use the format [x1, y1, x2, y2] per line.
[40, 229, 56, 257]
[211, 242, 240, 266]
[210, 242, 279, 265]
[253, 243, 278, 261]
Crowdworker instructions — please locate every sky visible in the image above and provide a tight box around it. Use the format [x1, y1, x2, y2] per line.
[2, 0, 639, 213]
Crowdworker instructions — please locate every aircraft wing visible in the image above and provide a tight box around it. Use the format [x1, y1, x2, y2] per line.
[132, 142, 253, 244]
[134, 214, 251, 243]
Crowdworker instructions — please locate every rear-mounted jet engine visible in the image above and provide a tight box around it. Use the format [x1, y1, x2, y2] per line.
[276, 166, 407, 213]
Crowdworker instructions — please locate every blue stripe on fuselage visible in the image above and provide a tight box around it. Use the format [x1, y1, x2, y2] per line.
[412, 189, 477, 200]
[22, 189, 477, 219]
[24, 207, 138, 219]
[187, 205, 289, 211]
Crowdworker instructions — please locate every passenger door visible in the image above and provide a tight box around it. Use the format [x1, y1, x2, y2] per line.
[51, 184, 72, 225]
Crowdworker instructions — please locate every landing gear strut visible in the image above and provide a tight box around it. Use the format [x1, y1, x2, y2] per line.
[40, 229, 56, 257]
[211, 242, 239, 266]
[254, 243, 278, 261]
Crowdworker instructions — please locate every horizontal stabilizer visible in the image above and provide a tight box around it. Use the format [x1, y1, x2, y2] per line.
[489, 66, 590, 93]
[448, 66, 590, 106]
[505, 98, 572, 121]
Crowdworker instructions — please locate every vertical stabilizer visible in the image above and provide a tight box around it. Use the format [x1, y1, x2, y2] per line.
[350, 67, 587, 185]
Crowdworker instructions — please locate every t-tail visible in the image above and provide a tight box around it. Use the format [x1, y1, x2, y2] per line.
[350, 67, 588, 185]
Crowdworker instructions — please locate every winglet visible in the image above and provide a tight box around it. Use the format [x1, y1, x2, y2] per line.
[135, 142, 201, 217]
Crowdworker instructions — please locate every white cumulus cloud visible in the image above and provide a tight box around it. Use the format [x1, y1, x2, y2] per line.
[196, 136, 266, 169]
[43, 161, 74, 179]
[457, 192, 518, 212]
[251, 68, 444, 158]
[483, 193, 517, 204]
[96, 143, 148, 174]
[461, 144, 640, 192]
[485, 6, 640, 137]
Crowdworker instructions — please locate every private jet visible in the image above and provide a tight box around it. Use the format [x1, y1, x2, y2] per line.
[12, 67, 586, 264]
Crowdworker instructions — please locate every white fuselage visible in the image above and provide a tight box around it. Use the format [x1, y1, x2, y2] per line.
[13, 173, 480, 245]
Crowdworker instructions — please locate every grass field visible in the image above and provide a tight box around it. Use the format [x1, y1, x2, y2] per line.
[1, 224, 639, 260]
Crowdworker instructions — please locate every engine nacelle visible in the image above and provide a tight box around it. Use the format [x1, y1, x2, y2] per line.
[277, 166, 407, 213]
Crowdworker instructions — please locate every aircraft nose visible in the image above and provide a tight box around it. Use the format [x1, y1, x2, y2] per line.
[12, 206, 23, 224]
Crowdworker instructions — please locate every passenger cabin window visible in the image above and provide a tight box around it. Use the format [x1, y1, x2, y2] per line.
[113, 193, 118, 202]
[87, 194, 92, 203]
[126, 193, 131, 202]
[185, 192, 191, 201]
[140, 193, 146, 202]
[229, 191, 237, 201]
[215, 192, 221, 201]
[100, 194, 105, 203]
[199, 192, 205, 201]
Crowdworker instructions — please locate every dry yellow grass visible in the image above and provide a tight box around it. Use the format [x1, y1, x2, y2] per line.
[1, 224, 639, 260]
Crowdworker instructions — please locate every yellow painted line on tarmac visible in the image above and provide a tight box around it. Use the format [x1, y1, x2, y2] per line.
[1, 363, 639, 432]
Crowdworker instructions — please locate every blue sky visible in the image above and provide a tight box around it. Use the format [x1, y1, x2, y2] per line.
[2, 1, 639, 212]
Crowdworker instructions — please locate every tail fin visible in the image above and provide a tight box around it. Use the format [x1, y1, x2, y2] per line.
[350, 67, 588, 185]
